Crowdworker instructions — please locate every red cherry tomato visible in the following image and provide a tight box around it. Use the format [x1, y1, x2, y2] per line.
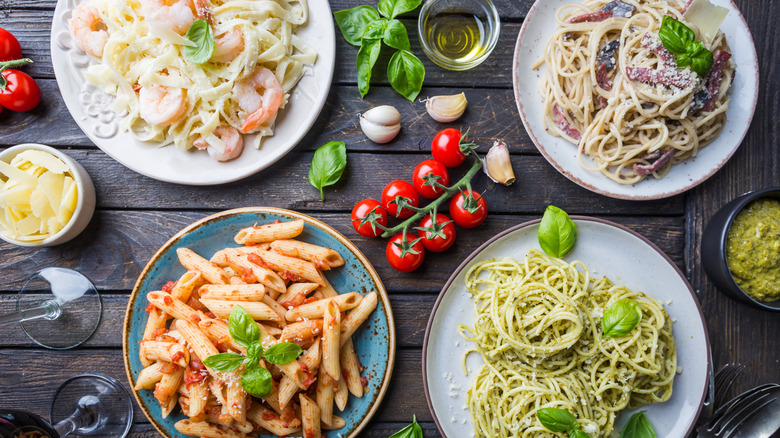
[0, 28, 22, 62]
[417, 213, 456, 252]
[386, 233, 425, 272]
[381, 180, 420, 219]
[0, 70, 41, 112]
[412, 159, 450, 199]
[350, 199, 388, 238]
[449, 190, 488, 229]
[432, 128, 468, 168]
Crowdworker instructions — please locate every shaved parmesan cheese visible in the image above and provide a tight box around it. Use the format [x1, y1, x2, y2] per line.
[14, 150, 70, 174]
[0, 161, 38, 188]
[684, 0, 729, 42]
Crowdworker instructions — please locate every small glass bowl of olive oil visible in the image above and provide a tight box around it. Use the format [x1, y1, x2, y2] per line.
[418, 0, 500, 71]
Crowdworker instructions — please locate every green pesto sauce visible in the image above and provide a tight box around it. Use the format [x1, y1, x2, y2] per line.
[726, 198, 780, 302]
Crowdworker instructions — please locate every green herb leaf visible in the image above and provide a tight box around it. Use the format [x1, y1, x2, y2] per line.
[602, 299, 643, 338]
[658, 16, 694, 55]
[538, 205, 577, 258]
[388, 415, 423, 438]
[620, 411, 656, 438]
[570, 430, 591, 438]
[362, 18, 388, 40]
[263, 342, 303, 364]
[244, 355, 260, 370]
[240, 365, 274, 398]
[383, 19, 410, 50]
[228, 304, 261, 348]
[333, 5, 381, 46]
[377, 0, 423, 19]
[202, 353, 244, 372]
[246, 342, 263, 359]
[686, 41, 714, 76]
[182, 19, 214, 64]
[356, 38, 382, 98]
[537, 408, 579, 433]
[308, 141, 347, 201]
[388, 49, 425, 101]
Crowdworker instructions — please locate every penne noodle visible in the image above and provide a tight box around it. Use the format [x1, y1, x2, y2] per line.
[186, 376, 209, 418]
[226, 382, 247, 426]
[175, 320, 219, 372]
[278, 339, 320, 407]
[147, 290, 198, 321]
[177, 248, 229, 285]
[222, 249, 286, 294]
[198, 283, 266, 301]
[316, 367, 334, 425]
[134, 362, 166, 390]
[200, 299, 281, 321]
[340, 338, 364, 398]
[285, 293, 363, 322]
[234, 219, 304, 244]
[317, 270, 338, 298]
[276, 282, 319, 304]
[171, 270, 204, 303]
[143, 307, 167, 341]
[154, 367, 184, 403]
[340, 292, 378, 346]
[334, 376, 348, 411]
[196, 313, 246, 353]
[299, 394, 321, 438]
[174, 420, 246, 438]
[321, 415, 346, 430]
[161, 390, 179, 419]
[246, 404, 301, 436]
[141, 340, 189, 367]
[270, 239, 345, 270]
[262, 295, 289, 325]
[280, 319, 323, 345]
[245, 248, 324, 284]
[322, 301, 341, 381]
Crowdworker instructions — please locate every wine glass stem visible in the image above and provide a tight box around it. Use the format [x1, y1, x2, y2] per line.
[52, 403, 95, 438]
[0, 300, 61, 326]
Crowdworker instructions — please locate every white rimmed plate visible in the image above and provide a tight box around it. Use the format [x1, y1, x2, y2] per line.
[513, 0, 759, 200]
[423, 217, 709, 438]
[51, 0, 335, 185]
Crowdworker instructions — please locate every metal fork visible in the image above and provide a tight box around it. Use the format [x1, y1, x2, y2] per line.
[697, 383, 780, 437]
[696, 362, 746, 430]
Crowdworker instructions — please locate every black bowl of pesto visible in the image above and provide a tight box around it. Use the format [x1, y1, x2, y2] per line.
[702, 187, 780, 312]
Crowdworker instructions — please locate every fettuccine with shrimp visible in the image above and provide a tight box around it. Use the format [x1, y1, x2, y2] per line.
[69, 0, 316, 161]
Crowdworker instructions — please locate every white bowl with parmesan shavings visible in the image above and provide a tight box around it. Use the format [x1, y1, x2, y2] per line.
[0, 144, 96, 247]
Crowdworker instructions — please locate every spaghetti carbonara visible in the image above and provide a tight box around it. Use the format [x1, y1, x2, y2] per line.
[69, 0, 316, 161]
[459, 250, 676, 437]
[535, 0, 734, 183]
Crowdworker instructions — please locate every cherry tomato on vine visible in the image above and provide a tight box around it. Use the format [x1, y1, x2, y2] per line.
[450, 190, 488, 228]
[0, 70, 40, 112]
[417, 213, 456, 252]
[432, 128, 474, 168]
[350, 199, 388, 238]
[0, 28, 22, 62]
[386, 233, 425, 272]
[412, 159, 449, 199]
[381, 180, 419, 219]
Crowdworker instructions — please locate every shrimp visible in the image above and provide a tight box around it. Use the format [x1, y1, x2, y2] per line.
[69, 3, 109, 58]
[193, 126, 244, 161]
[140, 0, 196, 35]
[138, 85, 187, 127]
[234, 66, 284, 133]
[211, 29, 244, 63]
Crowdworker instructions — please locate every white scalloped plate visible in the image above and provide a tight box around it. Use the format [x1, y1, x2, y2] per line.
[513, 0, 759, 200]
[51, 0, 335, 185]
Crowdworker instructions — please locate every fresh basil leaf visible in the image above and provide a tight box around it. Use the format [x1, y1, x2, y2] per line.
[658, 16, 694, 55]
[383, 19, 410, 50]
[388, 49, 425, 101]
[202, 353, 244, 372]
[263, 342, 303, 364]
[388, 415, 423, 438]
[362, 18, 388, 40]
[687, 42, 714, 76]
[570, 430, 591, 438]
[308, 141, 348, 201]
[244, 355, 260, 370]
[356, 38, 382, 98]
[240, 365, 273, 398]
[246, 342, 263, 359]
[182, 19, 214, 64]
[537, 408, 578, 433]
[538, 205, 577, 258]
[602, 299, 643, 338]
[377, 0, 423, 19]
[620, 411, 656, 438]
[333, 5, 381, 46]
[228, 304, 261, 348]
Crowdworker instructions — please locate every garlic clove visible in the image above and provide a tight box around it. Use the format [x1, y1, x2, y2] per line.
[484, 140, 516, 186]
[425, 92, 468, 123]
[360, 105, 401, 144]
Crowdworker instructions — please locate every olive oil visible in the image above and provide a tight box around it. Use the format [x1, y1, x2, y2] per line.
[423, 12, 490, 65]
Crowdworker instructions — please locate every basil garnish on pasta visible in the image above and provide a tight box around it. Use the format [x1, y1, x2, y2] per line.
[658, 16, 714, 76]
[602, 299, 643, 338]
[182, 19, 214, 64]
[538, 205, 577, 258]
[621, 411, 657, 438]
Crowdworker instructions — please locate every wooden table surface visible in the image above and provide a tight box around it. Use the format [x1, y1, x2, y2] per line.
[1, 0, 778, 436]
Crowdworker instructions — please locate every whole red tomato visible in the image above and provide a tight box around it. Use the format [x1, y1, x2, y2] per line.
[350, 199, 388, 238]
[449, 190, 488, 228]
[417, 213, 456, 252]
[432, 128, 474, 168]
[412, 159, 449, 199]
[386, 233, 425, 272]
[0, 70, 40, 112]
[0, 28, 22, 62]
[381, 180, 420, 219]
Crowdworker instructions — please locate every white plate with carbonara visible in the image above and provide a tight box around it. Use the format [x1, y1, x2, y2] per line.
[513, 0, 758, 199]
[423, 217, 709, 438]
[51, 0, 334, 185]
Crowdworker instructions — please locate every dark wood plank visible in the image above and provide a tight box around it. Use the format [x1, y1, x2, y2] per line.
[0, 211, 685, 292]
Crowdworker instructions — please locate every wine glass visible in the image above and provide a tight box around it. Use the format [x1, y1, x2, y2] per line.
[0, 373, 133, 438]
[0, 267, 101, 349]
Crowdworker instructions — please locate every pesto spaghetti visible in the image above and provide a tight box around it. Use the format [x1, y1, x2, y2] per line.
[458, 250, 676, 437]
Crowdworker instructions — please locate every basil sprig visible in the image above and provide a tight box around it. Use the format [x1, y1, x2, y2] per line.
[657, 16, 714, 76]
[602, 299, 642, 338]
[388, 415, 423, 438]
[334, 0, 426, 100]
[538, 205, 577, 258]
[536, 408, 589, 438]
[308, 141, 347, 201]
[620, 411, 656, 438]
[202, 305, 302, 398]
[183, 19, 215, 64]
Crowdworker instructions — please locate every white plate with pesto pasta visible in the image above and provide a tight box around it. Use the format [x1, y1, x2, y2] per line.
[50, 0, 335, 185]
[513, 0, 758, 200]
[422, 217, 709, 438]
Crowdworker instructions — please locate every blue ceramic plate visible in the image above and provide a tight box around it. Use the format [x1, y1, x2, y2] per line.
[123, 207, 395, 437]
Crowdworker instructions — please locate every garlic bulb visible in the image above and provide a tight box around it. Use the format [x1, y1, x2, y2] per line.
[484, 140, 515, 185]
[359, 105, 401, 144]
[425, 92, 468, 123]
